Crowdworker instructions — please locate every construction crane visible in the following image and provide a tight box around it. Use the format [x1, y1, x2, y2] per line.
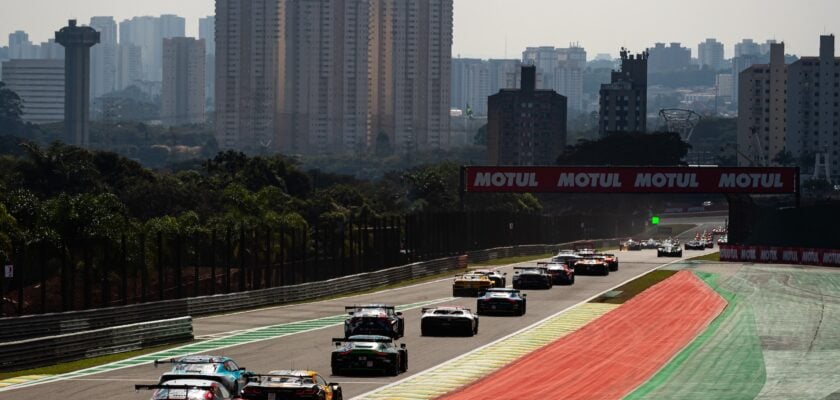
[659, 109, 702, 142]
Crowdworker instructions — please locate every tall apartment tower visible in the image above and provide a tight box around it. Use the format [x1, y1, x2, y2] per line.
[279, 0, 374, 155]
[55, 20, 99, 146]
[736, 43, 788, 167]
[371, 0, 454, 154]
[487, 65, 567, 166]
[89, 17, 117, 99]
[648, 42, 691, 72]
[698, 39, 724, 71]
[521, 46, 586, 112]
[116, 44, 142, 90]
[599, 49, 648, 135]
[787, 35, 840, 178]
[215, 0, 284, 151]
[162, 38, 206, 126]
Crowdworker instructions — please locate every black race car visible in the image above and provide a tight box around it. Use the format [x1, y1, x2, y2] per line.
[344, 305, 404, 339]
[476, 288, 527, 316]
[240, 370, 343, 400]
[684, 240, 706, 250]
[512, 266, 553, 289]
[537, 262, 575, 285]
[658, 245, 683, 258]
[420, 306, 479, 337]
[551, 252, 583, 268]
[573, 257, 610, 276]
[331, 335, 407, 376]
[622, 239, 642, 251]
[597, 253, 619, 272]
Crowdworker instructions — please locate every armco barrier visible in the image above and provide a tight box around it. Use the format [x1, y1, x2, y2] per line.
[719, 244, 840, 267]
[0, 317, 193, 372]
[0, 241, 619, 344]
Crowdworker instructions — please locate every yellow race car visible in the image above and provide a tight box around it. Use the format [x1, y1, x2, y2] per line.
[240, 370, 343, 400]
[452, 273, 495, 297]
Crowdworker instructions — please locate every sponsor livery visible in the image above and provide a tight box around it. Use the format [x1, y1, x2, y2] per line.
[721, 245, 840, 267]
[464, 167, 797, 194]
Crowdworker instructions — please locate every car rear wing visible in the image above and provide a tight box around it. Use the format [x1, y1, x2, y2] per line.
[135, 384, 217, 392]
[154, 358, 224, 367]
[421, 307, 472, 314]
[513, 266, 548, 271]
[333, 337, 394, 343]
[246, 373, 315, 383]
[345, 305, 396, 313]
[156, 374, 232, 385]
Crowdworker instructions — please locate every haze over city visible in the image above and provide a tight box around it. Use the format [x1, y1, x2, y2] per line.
[2, 0, 839, 57]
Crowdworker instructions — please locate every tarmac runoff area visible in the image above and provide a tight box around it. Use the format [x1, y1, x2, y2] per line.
[628, 263, 840, 400]
[438, 271, 726, 400]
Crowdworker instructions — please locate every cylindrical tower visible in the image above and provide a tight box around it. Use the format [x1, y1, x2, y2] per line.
[55, 20, 99, 146]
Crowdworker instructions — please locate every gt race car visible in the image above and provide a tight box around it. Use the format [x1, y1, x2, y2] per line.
[420, 306, 479, 336]
[622, 239, 642, 251]
[537, 261, 575, 285]
[476, 288, 527, 316]
[641, 239, 661, 250]
[597, 253, 619, 271]
[684, 240, 706, 250]
[331, 335, 407, 376]
[154, 355, 252, 394]
[452, 273, 495, 297]
[240, 370, 343, 400]
[512, 266, 553, 289]
[470, 269, 507, 288]
[344, 305, 404, 338]
[135, 375, 235, 400]
[573, 257, 610, 276]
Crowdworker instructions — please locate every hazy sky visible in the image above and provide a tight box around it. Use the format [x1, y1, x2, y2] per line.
[2, 0, 839, 59]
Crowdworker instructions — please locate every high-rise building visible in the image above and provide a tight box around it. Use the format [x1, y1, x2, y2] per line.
[159, 15, 186, 39]
[116, 43, 142, 90]
[1, 59, 65, 124]
[199, 16, 215, 55]
[715, 73, 734, 102]
[731, 53, 763, 103]
[599, 49, 648, 135]
[760, 40, 778, 56]
[451, 58, 521, 117]
[487, 65, 567, 166]
[8, 31, 37, 59]
[279, 0, 375, 155]
[161, 37, 205, 126]
[55, 20, 99, 146]
[215, 0, 283, 151]
[119, 15, 184, 82]
[521, 45, 586, 112]
[698, 39, 724, 71]
[737, 43, 787, 167]
[370, 0, 454, 154]
[37, 39, 64, 60]
[787, 35, 840, 178]
[89, 17, 117, 99]
[734, 39, 762, 58]
[648, 42, 691, 72]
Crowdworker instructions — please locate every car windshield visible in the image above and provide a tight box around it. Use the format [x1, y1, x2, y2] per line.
[262, 376, 314, 385]
[433, 309, 464, 315]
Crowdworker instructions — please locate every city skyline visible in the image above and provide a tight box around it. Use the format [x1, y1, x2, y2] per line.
[1, 0, 839, 59]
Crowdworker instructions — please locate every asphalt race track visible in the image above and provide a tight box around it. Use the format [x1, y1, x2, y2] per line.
[0, 218, 722, 400]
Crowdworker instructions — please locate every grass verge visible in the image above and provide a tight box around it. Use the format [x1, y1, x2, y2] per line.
[689, 252, 720, 262]
[0, 343, 185, 381]
[469, 253, 553, 267]
[591, 270, 679, 304]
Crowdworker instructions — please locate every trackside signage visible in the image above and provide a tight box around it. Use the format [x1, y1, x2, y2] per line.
[464, 167, 798, 194]
[720, 245, 840, 267]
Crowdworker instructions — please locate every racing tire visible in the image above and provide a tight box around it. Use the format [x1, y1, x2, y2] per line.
[401, 351, 408, 372]
[334, 389, 343, 400]
[331, 365, 342, 376]
[465, 325, 474, 337]
[474, 319, 479, 335]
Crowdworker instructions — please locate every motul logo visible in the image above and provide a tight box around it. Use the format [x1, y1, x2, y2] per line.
[760, 249, 778, 261]
[740, 249, 757, 260]
[802, 251, 820, 263]
[474, 172, 539, 188]
[719, 174, 784, 189]
[557, 173, 622, 188]
[634, 173, 699, 188]
[782, 250, 799, 262]
[823, 252, 840, 265]
[720, 248, 738, 260]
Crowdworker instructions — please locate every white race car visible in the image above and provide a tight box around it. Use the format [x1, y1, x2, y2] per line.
[420, 306, 479, 337]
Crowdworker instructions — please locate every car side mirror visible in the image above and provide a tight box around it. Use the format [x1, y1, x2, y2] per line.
[348, 312, 354, 316]
[334, 341, 342, 346]
[400, 343, 406, 349]
[239, 367, 247, 371]
[522, 293, 527, 297]
[503, 272, 507, 276]
[396, 312, 403, 316]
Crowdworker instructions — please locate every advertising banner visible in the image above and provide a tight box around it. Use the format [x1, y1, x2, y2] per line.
[720, 245, 840, 267]
[463, 166, 798, 194]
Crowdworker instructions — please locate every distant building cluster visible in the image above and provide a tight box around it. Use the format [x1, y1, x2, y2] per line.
[738, 35, 840, 180]
[599, 49, 649, 135]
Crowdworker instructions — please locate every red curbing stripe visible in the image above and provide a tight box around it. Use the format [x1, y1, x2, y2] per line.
[438, 271, 727, 400]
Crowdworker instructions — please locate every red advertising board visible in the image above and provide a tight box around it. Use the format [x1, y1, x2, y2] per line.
[719, 245, 840, 267]
[463, 166, 798, 194]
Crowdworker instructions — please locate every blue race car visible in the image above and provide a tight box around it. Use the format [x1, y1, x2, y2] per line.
[154, 355, 252, 394]
[476, 288, 527, 316]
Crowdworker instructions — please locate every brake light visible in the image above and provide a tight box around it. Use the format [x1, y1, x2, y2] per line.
[243, 386, 261, 395]
[296, 388, 318, 396]
[204, 391, 215, 400]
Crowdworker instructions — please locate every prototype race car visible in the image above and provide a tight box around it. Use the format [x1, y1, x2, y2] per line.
[344, 305, 404, 339]
[537, 261, 575, 285]
[452, 273, 495, 297]
[658, 244, 683, 258]
[471, 269, 507, 288]
[476, 288, 527, 316]
[420, 306, 479, 337]
[684, 240, 706, 250]
[622, 239, 642, 251]
[240, 370, 343, 400]
[331, 335, 407, 376]
[641, 239, 661, 250]
[135, 375, 235, 400]
[512, 266, 553, 289]
[717, 235, 728, 245]
[573, 257, 610, 276]
[551, 252, 583, 267]
[153, 355, 252, 394]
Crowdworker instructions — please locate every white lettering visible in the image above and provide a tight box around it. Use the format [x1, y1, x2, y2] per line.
[782, 250, 799, 262]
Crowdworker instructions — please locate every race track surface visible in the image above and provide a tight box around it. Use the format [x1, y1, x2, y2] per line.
[439, 270, 726, 400]
[0, 220, 721, 400]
